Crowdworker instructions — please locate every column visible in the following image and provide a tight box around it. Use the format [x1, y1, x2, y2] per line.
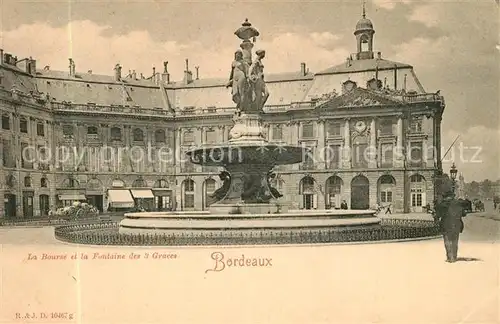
[33, 194, 40, 217]
[317, 119, 325, 170]
[342, 118, 351, 169]
[395, 115, 404, 167]
[175, 128, 182, 175]
[369, 118, 377, 168]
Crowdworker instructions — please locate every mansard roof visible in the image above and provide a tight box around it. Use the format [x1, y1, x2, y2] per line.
[317, 58, 412, 75]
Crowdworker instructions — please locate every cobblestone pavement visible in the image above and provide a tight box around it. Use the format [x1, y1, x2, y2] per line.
[0, 211, 498, 323]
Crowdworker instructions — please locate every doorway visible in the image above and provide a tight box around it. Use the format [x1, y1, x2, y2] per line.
[4, 194, 16, 218]
[87, 195, 104, 212]
[39, 194, 50, 217]
[23, 191, 34, 218]
[351, 175, 369, 209]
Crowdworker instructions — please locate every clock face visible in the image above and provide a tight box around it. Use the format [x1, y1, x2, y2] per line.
[355, 121, 366, 132]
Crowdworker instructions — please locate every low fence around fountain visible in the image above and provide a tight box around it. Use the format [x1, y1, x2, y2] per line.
[54, 219, 441, 246]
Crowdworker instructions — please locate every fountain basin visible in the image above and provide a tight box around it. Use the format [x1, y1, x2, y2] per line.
[119, 209, 380, 235]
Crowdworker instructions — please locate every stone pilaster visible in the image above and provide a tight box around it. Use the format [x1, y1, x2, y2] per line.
[369, 118, 377, 168]
[317, 119, 325, 170]
[395, 115, 404, 167]
[342, 118, 351, 169]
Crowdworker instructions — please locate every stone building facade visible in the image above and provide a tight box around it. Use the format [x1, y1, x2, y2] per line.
[0, 14, 445, 218]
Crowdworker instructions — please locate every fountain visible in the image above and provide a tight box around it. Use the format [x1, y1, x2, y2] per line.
[117, 19, 383, 242]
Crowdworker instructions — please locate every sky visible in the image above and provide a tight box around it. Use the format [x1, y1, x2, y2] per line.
[0, 0, 498, 181]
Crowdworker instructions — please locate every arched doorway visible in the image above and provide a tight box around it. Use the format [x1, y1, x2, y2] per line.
[410, 174, 426, 212]
[378, 175, 396, 207]
[299, 176, 317, 210]
[351, 175, 369, 209]
[153, 179, 172, 211]
[182, 179, 195, 210]
[203, 178, 217, 210]
[87, 178, 104, 212]
[325, 176, 343, 209]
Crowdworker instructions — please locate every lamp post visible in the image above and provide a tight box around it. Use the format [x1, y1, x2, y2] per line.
[450, 162, 458, 195]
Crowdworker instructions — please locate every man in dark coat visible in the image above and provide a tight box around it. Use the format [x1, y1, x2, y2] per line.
[435, 177, 467, 263]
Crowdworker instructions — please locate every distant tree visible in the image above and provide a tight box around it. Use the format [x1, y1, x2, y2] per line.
[481, 179, 493, 198]
[466, 181, 480, 198]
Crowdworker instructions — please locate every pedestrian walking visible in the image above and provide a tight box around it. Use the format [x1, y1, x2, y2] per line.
[435, 189, 467, 263]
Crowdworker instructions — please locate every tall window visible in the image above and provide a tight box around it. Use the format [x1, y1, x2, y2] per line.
[133, 128, 144, 142]
[327, 121, 341, 137]
[155, 129, 165, 143]
[21, 142, 33, 169]
[271, 124, 283, 141]
[409, 142, 423, 167]
[352, 136, 368, 169]
[380, 143, 394, 167]
[379, 119, 393, 136]
[410, 174, 425, 208]
[41, 178, 48, 188]
[204, 129, 217, 144]
[183, 130, 195, 146]
[36, 122, 45, 136]
[410, 118, 423, 133]
[301, 123, 314, 139]
[2, 115, 10, 130]
[111, 127, 122, 141]
[20, 118, 28, 133]
[302, 146, 316, 169]
[183, 179, 195, 209]
[326, 145, 341, 169]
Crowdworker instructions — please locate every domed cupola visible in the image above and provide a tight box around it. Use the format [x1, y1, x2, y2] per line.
[354, 3, 375, 60]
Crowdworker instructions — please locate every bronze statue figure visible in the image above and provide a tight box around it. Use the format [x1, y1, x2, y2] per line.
[241, 173, 272, 203]
[248, 49, 269, 112]
[227, 50, 250, 112]
[267, 171, 283, 199]
[209, 171, 232, 202]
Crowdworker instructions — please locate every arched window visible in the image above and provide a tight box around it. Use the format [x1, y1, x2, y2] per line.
[299, 176, 317, 210]
[155, 129, 165, 143]
[410, 174, 426, 211]
[24, 176, 32, 187]
[40, 178, 48, 188]
[153, 179, 168, 188]
[203, 178, 216, 210]
[378, 175, 396, 204]
[110, 127, 122, 141]
[111, 179, 125, 188]
[325, 176, 343, 209]
[132, 178, 147, 188]
[133, 128, 144, 142]
[182, 179, 195, 209]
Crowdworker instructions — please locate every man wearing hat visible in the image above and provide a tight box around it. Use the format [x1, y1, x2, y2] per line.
[434, 174, 467, 263]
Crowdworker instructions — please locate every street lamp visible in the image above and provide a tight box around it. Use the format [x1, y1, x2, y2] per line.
[450, 162, 458, 195]
[450, 162, 458, 181]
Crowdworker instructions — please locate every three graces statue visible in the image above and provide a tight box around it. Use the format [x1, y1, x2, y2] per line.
[227, 49, 269, 114]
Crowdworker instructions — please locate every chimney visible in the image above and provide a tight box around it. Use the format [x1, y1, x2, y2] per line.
[140, 73, 144, 79]
[0, 49, 3, 65]
[28, 57, 36, 75]
[184, 59, 193, 84]
[88, 70, 92, 74]
[393, 64, 398, 90]
[377, 52, 382, 59]
[300, 62, 307, 76]
[161, 61, 170, 84]
[132, 70, 137, 79]
[195, 66, 199, 80]
[68, 58, 76, 77]
[152, 66, 156, 83]
[114, 64, 122, 81]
